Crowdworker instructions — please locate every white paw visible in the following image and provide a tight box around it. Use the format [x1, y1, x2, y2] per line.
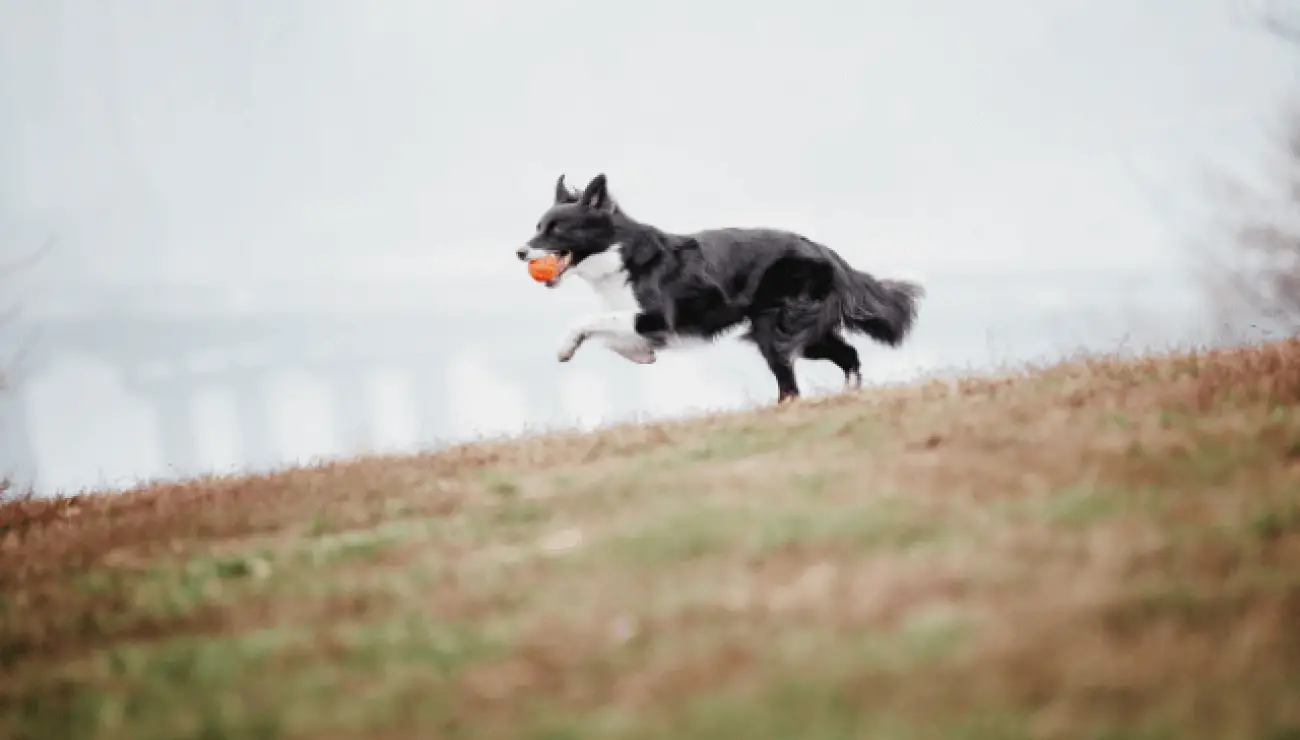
[845, 370, 862, 391]
[615, 348, 656, 364]
[605, 338, 657, 365]
[557, 333, 585, 362]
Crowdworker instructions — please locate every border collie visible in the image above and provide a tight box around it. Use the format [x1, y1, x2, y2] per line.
[515, 173, 924, 404]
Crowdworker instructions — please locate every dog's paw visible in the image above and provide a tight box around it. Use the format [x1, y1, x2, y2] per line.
[556, 333, 584, 362]
[604, 338, 657, 365]
[844, 370, 862, 391]
[615, 348, 656, 365]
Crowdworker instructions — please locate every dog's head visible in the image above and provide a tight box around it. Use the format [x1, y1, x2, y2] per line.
[515, 173, 620, 288]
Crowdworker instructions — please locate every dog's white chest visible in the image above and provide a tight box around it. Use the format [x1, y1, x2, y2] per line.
[555, 241, 730, 364]
[567, 243, 729, 352]
[571, 245, 639, 311]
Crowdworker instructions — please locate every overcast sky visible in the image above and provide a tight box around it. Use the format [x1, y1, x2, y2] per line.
[1, 0, 1296, 290]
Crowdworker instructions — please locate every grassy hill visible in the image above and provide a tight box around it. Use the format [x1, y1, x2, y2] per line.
[3, 339, 1300, 740]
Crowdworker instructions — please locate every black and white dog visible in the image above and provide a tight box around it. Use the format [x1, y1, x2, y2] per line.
[515, 173, 924, 404]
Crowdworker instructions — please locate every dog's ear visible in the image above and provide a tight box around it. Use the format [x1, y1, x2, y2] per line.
[554, 174, 575, 204]
[579, 173, 614, 213]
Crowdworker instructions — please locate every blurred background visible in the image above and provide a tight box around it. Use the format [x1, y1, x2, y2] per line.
[0, 0, 1295, 495]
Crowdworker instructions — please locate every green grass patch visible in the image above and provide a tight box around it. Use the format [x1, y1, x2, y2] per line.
[994, 483, 1160, 529]
[9, 341, 1300, 740]
[10, 615, 505, 740]
[607, 497, 944, 566]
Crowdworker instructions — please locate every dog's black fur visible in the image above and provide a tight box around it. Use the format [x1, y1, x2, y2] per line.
[519, 173, 924, 403]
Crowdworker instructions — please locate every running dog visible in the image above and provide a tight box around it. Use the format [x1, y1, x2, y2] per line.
[515, 173, 923, 403]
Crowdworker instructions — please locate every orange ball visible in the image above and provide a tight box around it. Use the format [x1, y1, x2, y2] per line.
[528, 254, 561, 283]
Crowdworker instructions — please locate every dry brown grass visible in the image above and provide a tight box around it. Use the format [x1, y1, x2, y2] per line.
[3, 340, 1300, 739]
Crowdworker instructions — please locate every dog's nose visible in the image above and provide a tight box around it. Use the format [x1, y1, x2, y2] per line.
[515, 247, 529, 261]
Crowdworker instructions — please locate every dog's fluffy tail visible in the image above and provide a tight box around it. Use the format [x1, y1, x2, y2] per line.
[836, 268, 924, 346]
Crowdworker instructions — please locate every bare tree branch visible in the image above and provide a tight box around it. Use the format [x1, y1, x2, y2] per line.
[0, 233, 56, 281]
[1261, 0, 1300, 45]
[0, 233, 55, 390]
[1202, 94, 1300, 341]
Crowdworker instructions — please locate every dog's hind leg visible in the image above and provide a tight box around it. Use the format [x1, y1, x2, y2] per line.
[803, 332, 862, 390]
[749, 312, 801, 403]
[747, 255, 837, 404]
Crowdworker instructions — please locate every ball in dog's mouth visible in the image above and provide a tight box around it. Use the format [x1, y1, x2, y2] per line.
[544, 252, 573, 288]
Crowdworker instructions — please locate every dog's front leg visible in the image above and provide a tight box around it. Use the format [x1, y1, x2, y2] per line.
[556, 327, 588, 362]
[556, 310, 642, 363]
[604, 336, 657, 365]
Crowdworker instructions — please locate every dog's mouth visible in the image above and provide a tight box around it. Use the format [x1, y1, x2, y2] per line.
[544, 251, 573, 288]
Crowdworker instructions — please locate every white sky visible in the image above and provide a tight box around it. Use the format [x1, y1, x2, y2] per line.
[1, 0, 1296, 288]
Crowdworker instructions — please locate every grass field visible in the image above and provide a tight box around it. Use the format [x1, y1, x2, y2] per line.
[3, 339, 1300, 739]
